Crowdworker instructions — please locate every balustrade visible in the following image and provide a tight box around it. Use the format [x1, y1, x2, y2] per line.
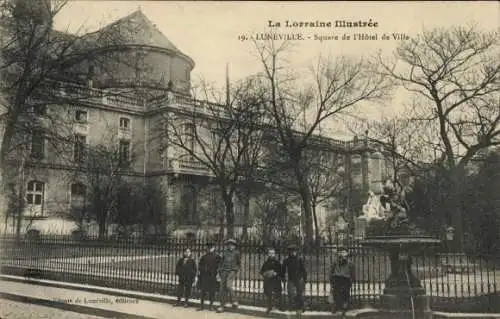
[167, 157, 212, 176]
[47, 79, 225, 114]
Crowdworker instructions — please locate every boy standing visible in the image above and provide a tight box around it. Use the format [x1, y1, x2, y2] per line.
[330, 248, 355, 315]
[197, 242, 221, 311]
[175, 248, 197, 307]
[260, 248, 283, 315]
[216, 238, 241, 313]
[282, 244, 307, 316]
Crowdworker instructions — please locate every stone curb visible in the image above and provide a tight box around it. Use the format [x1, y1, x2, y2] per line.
[1, 275, 499, 319]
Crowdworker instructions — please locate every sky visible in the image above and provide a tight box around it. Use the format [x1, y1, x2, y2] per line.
[54, 1, 499, 139]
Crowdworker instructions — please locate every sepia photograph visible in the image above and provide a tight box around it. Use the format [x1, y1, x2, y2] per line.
[0, 1, 498, 318]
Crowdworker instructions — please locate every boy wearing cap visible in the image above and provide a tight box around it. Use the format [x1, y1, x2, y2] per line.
[216, 238, 241, 313]
[282, 244, 307, 315]
[198, 242, 221, 311]
[330, 248, 355, 315]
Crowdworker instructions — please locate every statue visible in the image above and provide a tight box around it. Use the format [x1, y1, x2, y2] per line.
[359, 180, 420, 238]
[361, 190, 385, 221]
[378, 180, 417, 235]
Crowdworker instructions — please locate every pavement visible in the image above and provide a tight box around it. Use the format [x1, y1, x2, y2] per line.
[0, 276, 262, 319]
[0, 274, 499, 319]
[0, 298, 107, 319]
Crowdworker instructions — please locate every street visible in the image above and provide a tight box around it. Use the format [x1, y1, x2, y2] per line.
[0, 298, 107, 319]
[0, 297, 261, 319]
[0, 279, 263, 319]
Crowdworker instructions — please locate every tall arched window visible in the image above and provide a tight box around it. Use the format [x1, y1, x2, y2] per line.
[181, 185, 197, 225]
[26, 181, 45, 217]
[183, 123, 196, 155]
[70, 182, 87, 221]
[70, 183, 86, 205]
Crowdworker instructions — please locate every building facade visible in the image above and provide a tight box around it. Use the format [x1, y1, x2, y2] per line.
[1, 8, 392, 236]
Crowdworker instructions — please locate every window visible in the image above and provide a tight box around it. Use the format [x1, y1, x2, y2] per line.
[119, 140, 130, 165]
[30, 131, 45, 159]
[181, 185, 198, 225]
[33, 104, 47, 115]
[119, 117, 130, 130]
[87, 65, 95, 79]
[75, 110, 88, 123]
[70, 182, 87, 219]
[26, 181, 44, 216]
[73, 134, 86, 162]
[184, 123, 196, 153]
[71, 183, 86, 196]
[70, 182, 86, 205]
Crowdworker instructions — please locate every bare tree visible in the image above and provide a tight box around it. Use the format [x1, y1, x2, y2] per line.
[378, 25, 500, 247]
[252, 185, 301, 243]
[138, 182, 169, 238]
[254, 40, 391, 244]
[72, 131, 136, 239]
[0, 0, 156, 230]
[350, 113, 434, 187]
[157, 78, 267, 238]
[261, 138, 347, 242]
[306, 146, 346, 240]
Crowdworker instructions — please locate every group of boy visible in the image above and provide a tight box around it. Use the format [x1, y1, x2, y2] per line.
[175, 238, 239, 313]
[174, 239, 355, 316]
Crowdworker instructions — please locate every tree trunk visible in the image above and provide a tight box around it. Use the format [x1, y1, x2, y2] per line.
[0, 158, 13, 235]
[448, 167, 465, 251]
[0, 125, 13, 234]
[0, 163, 6, 222]
[218, 214, 224, 239]
[98, 210, 107, 239]
[223, 193, 235, 239]
[295, 168, 314, 245]
[312, 204, 319, 244]
[241, 191, 250, 241]
[15, 183, 23, 239]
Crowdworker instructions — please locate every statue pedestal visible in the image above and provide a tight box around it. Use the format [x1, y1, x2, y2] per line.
[358, 236, 441, 319]
[379, 293, 432, 319]
[354, 217, 368, 239]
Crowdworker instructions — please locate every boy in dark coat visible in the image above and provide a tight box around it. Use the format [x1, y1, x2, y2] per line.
[330, 248, 355, 315]
[197, 242, 221, 311]
[175, 248, 197, 307]
[260, 248, 283, 315]
[282, 244, 307, 316]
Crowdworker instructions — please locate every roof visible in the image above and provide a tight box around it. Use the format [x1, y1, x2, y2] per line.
[92, 9, 183, 55]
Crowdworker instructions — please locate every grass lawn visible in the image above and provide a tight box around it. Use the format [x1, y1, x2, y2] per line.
[2, 243, 166, 259]
[106, 252, 443, 282]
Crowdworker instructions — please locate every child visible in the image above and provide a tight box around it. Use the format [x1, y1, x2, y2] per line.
[216, 238, 241, 313]
[330, 248, 355, 315]
[197, 242, 221, 311]
[260, 248, 283, 315]
[282, 244, 307, 316]
[175, 248, 197, 307]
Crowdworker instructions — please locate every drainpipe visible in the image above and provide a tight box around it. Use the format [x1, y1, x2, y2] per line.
[16, 147, 26, 239]
[144, 117, 148, 185]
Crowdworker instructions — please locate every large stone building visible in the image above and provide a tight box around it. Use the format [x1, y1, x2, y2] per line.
[1, 7, 392, 236]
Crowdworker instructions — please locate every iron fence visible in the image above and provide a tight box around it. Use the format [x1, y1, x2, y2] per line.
[0, 235, 499, 313]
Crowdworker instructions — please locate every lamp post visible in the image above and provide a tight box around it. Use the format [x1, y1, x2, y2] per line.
[445, 226, 455, 252]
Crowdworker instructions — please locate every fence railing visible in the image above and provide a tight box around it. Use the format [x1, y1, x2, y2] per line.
[0, 235, 499, 313]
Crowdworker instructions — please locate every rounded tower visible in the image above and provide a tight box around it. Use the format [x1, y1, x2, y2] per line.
[84, 10, 195, 95]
